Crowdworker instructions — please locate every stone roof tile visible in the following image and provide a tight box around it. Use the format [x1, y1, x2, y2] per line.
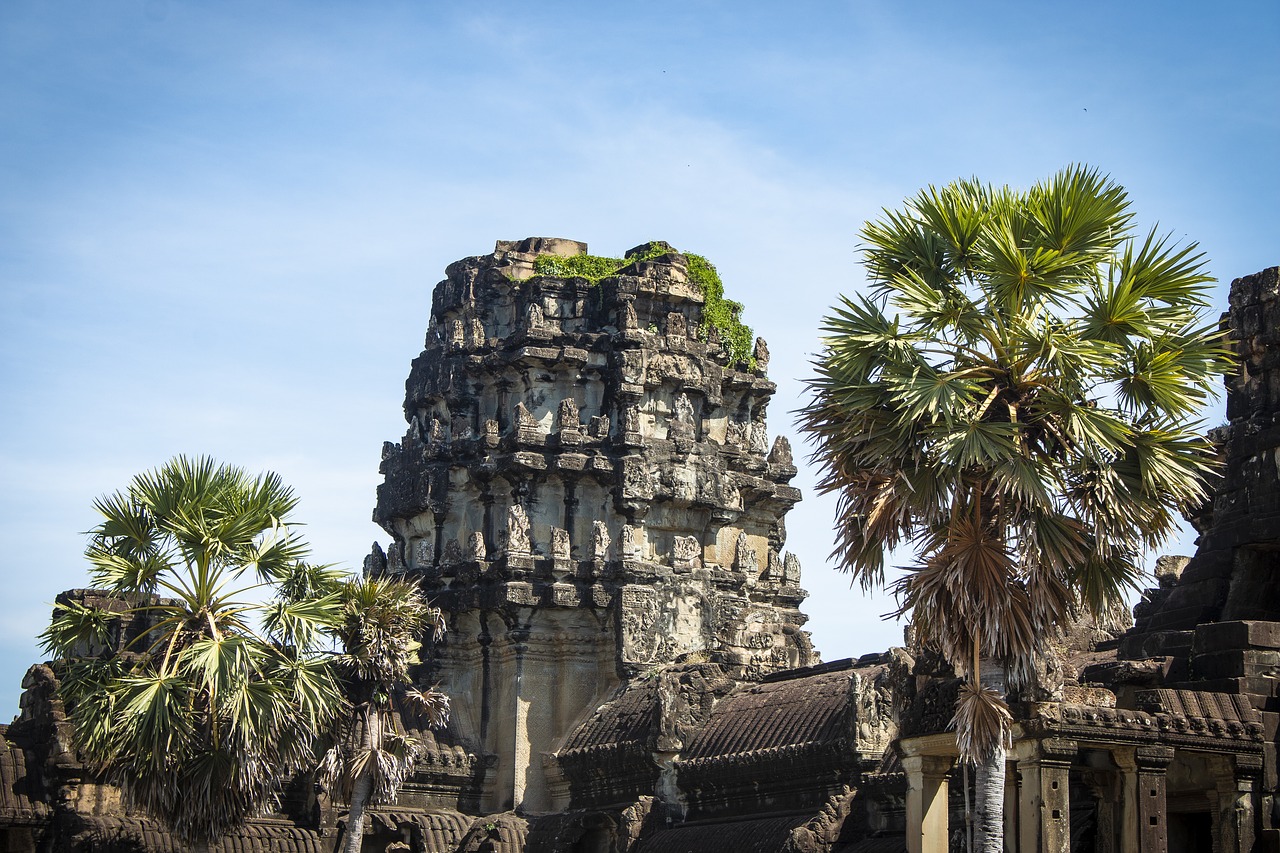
[683, 669, 852, 760]
[70, 814, 326, 852]
[634, 814, 814, 853]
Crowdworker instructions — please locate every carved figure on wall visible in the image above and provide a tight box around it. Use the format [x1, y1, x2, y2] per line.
[558, 398, 580, 432]
[673, 535, 700, 569]
[768, 435, 793, 467]
[506, 504, 531, 554]
[469, 531, 486, 562]
[592, 521, 611, 560]
[620, 524, 639, 558]
[623, 405, 640, 435]
[526, 302, 544, 330]
[551, 527, 571, 560]
[666, 311, 687, 338]
[734, 532, 759, 581]
[783, 552, 802, 586]
[620, 298, 638, 330]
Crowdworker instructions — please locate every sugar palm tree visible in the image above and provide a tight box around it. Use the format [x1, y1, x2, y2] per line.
[799, 166, 1228, 852]
[319, 575, 450, 853]
[39, 456, 344, 853]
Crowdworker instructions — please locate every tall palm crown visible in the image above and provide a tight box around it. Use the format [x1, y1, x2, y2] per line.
[800, 166, 1228, 758]
[40, 456, 344, 850]
[320, 576, 449, 853]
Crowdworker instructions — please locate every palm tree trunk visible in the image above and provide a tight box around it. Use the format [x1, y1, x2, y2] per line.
[340, 708, 380, 853]
[974, 663, 1007, 853]
[341, 770, 374, 853]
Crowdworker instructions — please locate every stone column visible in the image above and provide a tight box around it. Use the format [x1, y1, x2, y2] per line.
[1133, 744, 1174, 852]
[1016, 737, 1076, 853]
[1211, 752, 1260, 853]
[902, 754, 953, 853]
[1110, 747, 1139, 853]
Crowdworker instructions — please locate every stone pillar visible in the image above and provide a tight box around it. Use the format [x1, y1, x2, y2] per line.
[1211, 753, 1261, 853]
[1133, 745, 1174, 853]
[1111, 747, 1139, 853]
[1016, 737, 1076, 853]
[902, 754, 953, 853]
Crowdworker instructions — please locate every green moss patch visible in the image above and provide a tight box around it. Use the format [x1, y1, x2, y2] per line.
[530, 244, 755, 366]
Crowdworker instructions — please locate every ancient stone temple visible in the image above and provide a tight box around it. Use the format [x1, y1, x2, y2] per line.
[4, 250, 1280, 853]
[369, 237, 814, 815]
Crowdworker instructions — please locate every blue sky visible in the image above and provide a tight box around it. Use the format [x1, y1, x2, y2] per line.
[1, 1, 1276, 716]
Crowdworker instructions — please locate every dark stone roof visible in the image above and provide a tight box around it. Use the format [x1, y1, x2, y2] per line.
[1135, 688, 1263, 727]
[67, 814, 327, 853]
[633, 813, 814, 853]
[367, 808, 472, 851]
[682, 664, 853, 761]
[560, 676, 658, 753]
[453, 811, 529, 853]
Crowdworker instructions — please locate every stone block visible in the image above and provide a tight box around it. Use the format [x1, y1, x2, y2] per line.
[1190, 648, 1280, 680]
[1193, 620, 1280, 653]
[1117, 629, 1193, 660]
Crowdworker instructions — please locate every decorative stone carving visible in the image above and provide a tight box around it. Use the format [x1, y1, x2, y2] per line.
[666, 311, 687, 338]
[753, 336, 770, 373]
[413, 537, 433, 568]
[386, 540, 406, 573]
[551, 527, 571, 560]
[592, 521, 611, 560]
[620, 524, 640, 559]
[670, 394, 696, 442]
[558, 398, 580, 433]
[768, 435, 793, 467]
[782, 552, 801, 586]
[735, 532, 759, 579]
[620, 298, 638, 330]
[469, 531, 486, 562]
[363, 541, 388, 576]
[506, 504, 531, 554]
[673, 535, 700, 569]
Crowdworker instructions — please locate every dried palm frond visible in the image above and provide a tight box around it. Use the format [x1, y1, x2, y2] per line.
[952, 681, 1013, 765]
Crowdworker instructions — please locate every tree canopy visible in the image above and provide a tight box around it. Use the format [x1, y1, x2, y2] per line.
[40, 456, 345, 850]
[800, 164, 1228, 754]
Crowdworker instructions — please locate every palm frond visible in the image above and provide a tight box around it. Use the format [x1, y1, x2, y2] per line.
[952, 681, 1013, 764]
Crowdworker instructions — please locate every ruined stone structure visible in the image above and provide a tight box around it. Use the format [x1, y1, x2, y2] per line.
[369, 237, 814, 816]
[3, 251, 1280, 853]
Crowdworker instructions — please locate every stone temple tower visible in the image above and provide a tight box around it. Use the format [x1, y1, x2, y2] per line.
[372, 238, 815, 814]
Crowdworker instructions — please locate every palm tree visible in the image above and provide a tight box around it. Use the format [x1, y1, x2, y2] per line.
[799, 166, 1228, 852]
[319, 575, 450, 853]
[39, 456, 344, 853]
